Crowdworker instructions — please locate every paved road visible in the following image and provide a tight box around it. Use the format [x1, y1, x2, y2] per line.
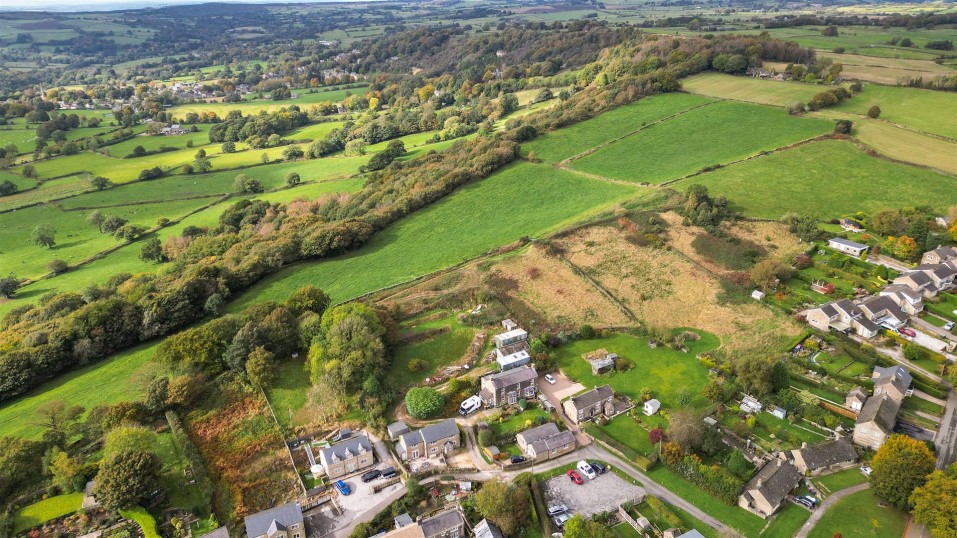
[910, 316, 957, 344]
[935, 389, 957, 470]
[849, 335, 941, 382]
[795, 483, 870, 538]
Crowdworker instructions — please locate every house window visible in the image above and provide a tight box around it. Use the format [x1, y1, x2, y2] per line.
[347, 463, 356, 472]
[430, 447, 437, 454]
[524, 386, 535, 397]
[508, 391, 517, 404]
[412, 450, 419, 459]
[291, 524, 299, 529]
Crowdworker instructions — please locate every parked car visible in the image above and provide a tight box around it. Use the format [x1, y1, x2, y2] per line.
[459, 395, 482, 416]
[577, 460, 597, 480]
[566, 469, 583, 485]
[553, 513, 571, 527]
[589, 461, 607, 474]
[381, 466, 398, 479]
[944, 321, 955, 331]
[544, 374, 556, 385]
[335, 480, 351, 496]
[331, 428, 351, 442]
[860, 466, 872, 476]
[547, 504, 568, 517]
[900, 328, 917, 337]
[361, 469, 382, 483]
[510, 455, 527, 464]
[794, 497, 813, 509]
[796, 495, 819, 506]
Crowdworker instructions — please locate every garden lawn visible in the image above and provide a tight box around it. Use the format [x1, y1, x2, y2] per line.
[13, 493, 84, 534]
[155, 430, 211, 513]
[554, 331, 718, 410]
[613, 523, 643, 538]
[807, 490, 907, 538]
[811, 468, 867, 496]
[265, 359, 311, 429]
[521, 93, 715, 163]
[693, 139, 957, 219]
[760, 504, 811, 537]
[595, 415, 656, 456]
[926, 292, 957, 323]
[227, 161, 640, 310]
[645, 465, 765, 535]
[570, 101, 832, 184]
[0, 343, 162, 439]
[390, 323, 475, 389]
[834, 83, 957, 139]
[120, 507, 161, 538]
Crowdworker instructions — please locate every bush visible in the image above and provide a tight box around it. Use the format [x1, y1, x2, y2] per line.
[405, 387, 445, 419]
[867, 105, 881, 119]
[407, 358, 428, 373]
[478, 429, 493, 447]
[579, 324, 595, 339]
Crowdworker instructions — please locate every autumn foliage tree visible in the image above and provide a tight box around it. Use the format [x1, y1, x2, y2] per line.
[909, 463, 957, 537]
[474, 479, 529, 536]
[870, 434, 936, 510]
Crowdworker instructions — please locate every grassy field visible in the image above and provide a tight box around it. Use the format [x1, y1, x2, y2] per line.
[227, 161, 640, 310]
[0, 343, 162, 439]
[811, 468, 868, 496]
[569, 101, 832, 184]
[12, 493, 83, 534]
[816, 52, 955, 85]
[167, 84, 366, 118]
[692, 139, 957, 219]
[834, 83, 957, 139]
[680, 72, 836, 107]
[390, 323, 475, 389]
[521, 92, 715, 163]
[103, 125, 213, 156]
[808, 490, 907, 538]
[554, 331, 718, 410]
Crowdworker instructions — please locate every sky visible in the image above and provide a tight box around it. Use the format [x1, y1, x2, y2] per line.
[0, 0, 376, 11]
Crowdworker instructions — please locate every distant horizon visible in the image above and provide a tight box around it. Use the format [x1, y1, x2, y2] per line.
[0, 0, 386, 13]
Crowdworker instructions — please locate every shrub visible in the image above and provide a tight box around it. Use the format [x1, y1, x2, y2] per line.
[407, 358, 428, 372]
[867, 105, 881, 119]
[405, 387, 445, 419]
[478, 429, 493, 447]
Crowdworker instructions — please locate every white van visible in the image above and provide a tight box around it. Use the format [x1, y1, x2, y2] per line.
[459, 395, 482, 416]
[577, 460, 597, 480]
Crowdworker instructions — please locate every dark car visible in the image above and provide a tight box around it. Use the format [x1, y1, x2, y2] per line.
[380, 466, 398, 479]
[589, 461, 607, 474]
[510, 455, 527, 464]
[361, 469, 382, 482]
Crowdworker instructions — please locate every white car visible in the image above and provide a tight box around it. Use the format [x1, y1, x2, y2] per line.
[860, 466, 872, 477]
[577, 460, 597, 480]
[945, 321, 956, 331]
[544, 374, 556, 385]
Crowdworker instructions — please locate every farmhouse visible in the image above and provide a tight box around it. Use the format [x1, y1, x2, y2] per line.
[738, 459, 803, 518]
[643, 398, 661, 416]
[845, 386, 867, 413]
[160, 123, 188, 135]
[853, 394, 900, 450]
[787, 438, 858, 475]
[318, 435, 374, 480]
[479, 366, 538, 408]
[805, 299, 879, 338]
[515, 422, 577, 460]
[244, 501, 304, 538]
[582, 348, 617, 375]
[396, 419, 461, 461]
[922, 246, 957, 265]
[563, 385, 614, 425]
[828, 238, 869, 257]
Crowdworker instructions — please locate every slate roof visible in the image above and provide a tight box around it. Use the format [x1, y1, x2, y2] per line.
[388, 421, 410, 439]
[743, 459, 802, 510]
[567, 384, 614, 410]
[529, 430, 576, 454]
[319, 435, 372, 465]
[833, 299, 863, 318]
[244, 502, 303, 538]
[856, 395, 900, 433]
[873, 365, 912, 395]
[795, 438, 857, 471]
[395, 513, 415, 528]
[419, 509, 464, 537]
[829, 238, 869, 250]
[516, 422, 560, 445]
[484, 365, 537, 389]
[859, 296, 907, 323]
[474, 519, 505, 538]
[899, 271, 935, 289]
[399, 419, 458, 447]
[847, 386, 867, 403]
[819, 303, 838, 318]
[198, 527, 230, 538]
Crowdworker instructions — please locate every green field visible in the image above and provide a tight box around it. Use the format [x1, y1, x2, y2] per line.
[811, 468, 868, 496]
[681, 72, 837, 107]
[390, 322, 475, 389]
[228, 161, 639, 309]
[0, 343, 162, 439]
[103, 125, 213, 156]
[834, 83, 957, 139]
[167, 85, 366, 118]
[808, 490, 907, 538]
[12, 493, 83, 534]
[521, 92, 715, 163]
[555, 332, 717, 410]
[569, 101, 832, 184]
[692, 139, 957, 219]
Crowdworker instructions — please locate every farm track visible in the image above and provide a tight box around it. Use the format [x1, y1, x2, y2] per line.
[552, 251, 640, 323]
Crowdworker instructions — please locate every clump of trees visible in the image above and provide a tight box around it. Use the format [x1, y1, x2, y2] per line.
[405, 387, 444, 419]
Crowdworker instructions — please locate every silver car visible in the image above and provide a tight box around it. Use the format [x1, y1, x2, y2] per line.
[546, 504, 568, 517]
[553, 513, 571, 527]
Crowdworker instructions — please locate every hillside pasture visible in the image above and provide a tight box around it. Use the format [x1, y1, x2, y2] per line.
[166, 84, 367, 118]
[680, 72, 845, 107]
[834, 83, 957, 139]
[521, 92, 715, 163]
[817, 52, 955, 85]
[691, 139, 957, 219]
[570, 100, 832, 184]
[228, 161, 640, 310]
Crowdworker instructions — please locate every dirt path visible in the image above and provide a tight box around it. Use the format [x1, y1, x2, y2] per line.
[795, 483, 871, 538]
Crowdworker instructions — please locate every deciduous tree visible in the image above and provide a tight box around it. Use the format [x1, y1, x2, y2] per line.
[405, 387, 444, 419]
[32, 223, 56, 248]
[910, 463, 957, 538]
[871, 434, 936, 510]
[474, 479, 529, 536]
[95, 450, 162, 510]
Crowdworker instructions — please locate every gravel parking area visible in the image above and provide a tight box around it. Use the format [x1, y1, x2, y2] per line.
[543, 470, 644, 517]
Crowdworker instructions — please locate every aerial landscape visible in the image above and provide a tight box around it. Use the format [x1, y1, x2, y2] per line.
[0, 0, 956, 537]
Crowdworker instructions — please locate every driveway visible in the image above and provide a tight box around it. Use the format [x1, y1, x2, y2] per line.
[538, 371, 590, 444]
[305, 465, 406, 538]
[543, 469, 644, 518]
[909, 328, 955, 356]
[910, 316, 957, 344]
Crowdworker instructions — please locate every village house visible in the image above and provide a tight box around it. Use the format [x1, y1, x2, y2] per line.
[879, 285, 924, 315]
[380, 508, 466, 538]
[853, 394, 900, 450]
[872, 365, 912, 402]
[910, 263, 957, 292]
[858, 295, 908, 330]
[845, 386, 867, 413]
[515, 422, 577, 460]
[318, 435, 375, 480]
[922, 246, 957, 265]
[805, 299, 879, 338]
[396, 419, 461, 461]
[839, 218, 865, 233]
[563, 385, 614, 425]
[738, 459, 803, 518]
[893, 271, 941, 298]
[244, 502, 304, 538]
[479, 366, 538, 408]
[787, 438, 858, 475]
[828, 238, 869, 258]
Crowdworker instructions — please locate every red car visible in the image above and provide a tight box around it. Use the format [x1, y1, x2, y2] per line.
[900, 328, 917, 338]
[566, 469, 583, 485]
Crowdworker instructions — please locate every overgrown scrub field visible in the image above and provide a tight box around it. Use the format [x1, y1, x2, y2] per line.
[521, 92, 715, 163]
[556, 332, 717, 410]
[0, 343, 162, 439]
[559, 225, 803, 356]
[228, 161, 640, 310]
[834, 83, 957, 139]
[570, 101, 832, 184]
[680, 72, 844, 107]
[692, 139, 957, 219]
[807, 490, 907, 538]
[167, 84, 366, 117]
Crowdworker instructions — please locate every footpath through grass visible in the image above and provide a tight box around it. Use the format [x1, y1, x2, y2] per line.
[808, 490, 907, 538]
[13, 493, 83, 534]
[570, 100, 832, 184]
[228, 161, 640, 310]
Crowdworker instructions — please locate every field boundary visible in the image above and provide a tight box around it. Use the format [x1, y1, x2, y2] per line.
[553, 250, 640, 323]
